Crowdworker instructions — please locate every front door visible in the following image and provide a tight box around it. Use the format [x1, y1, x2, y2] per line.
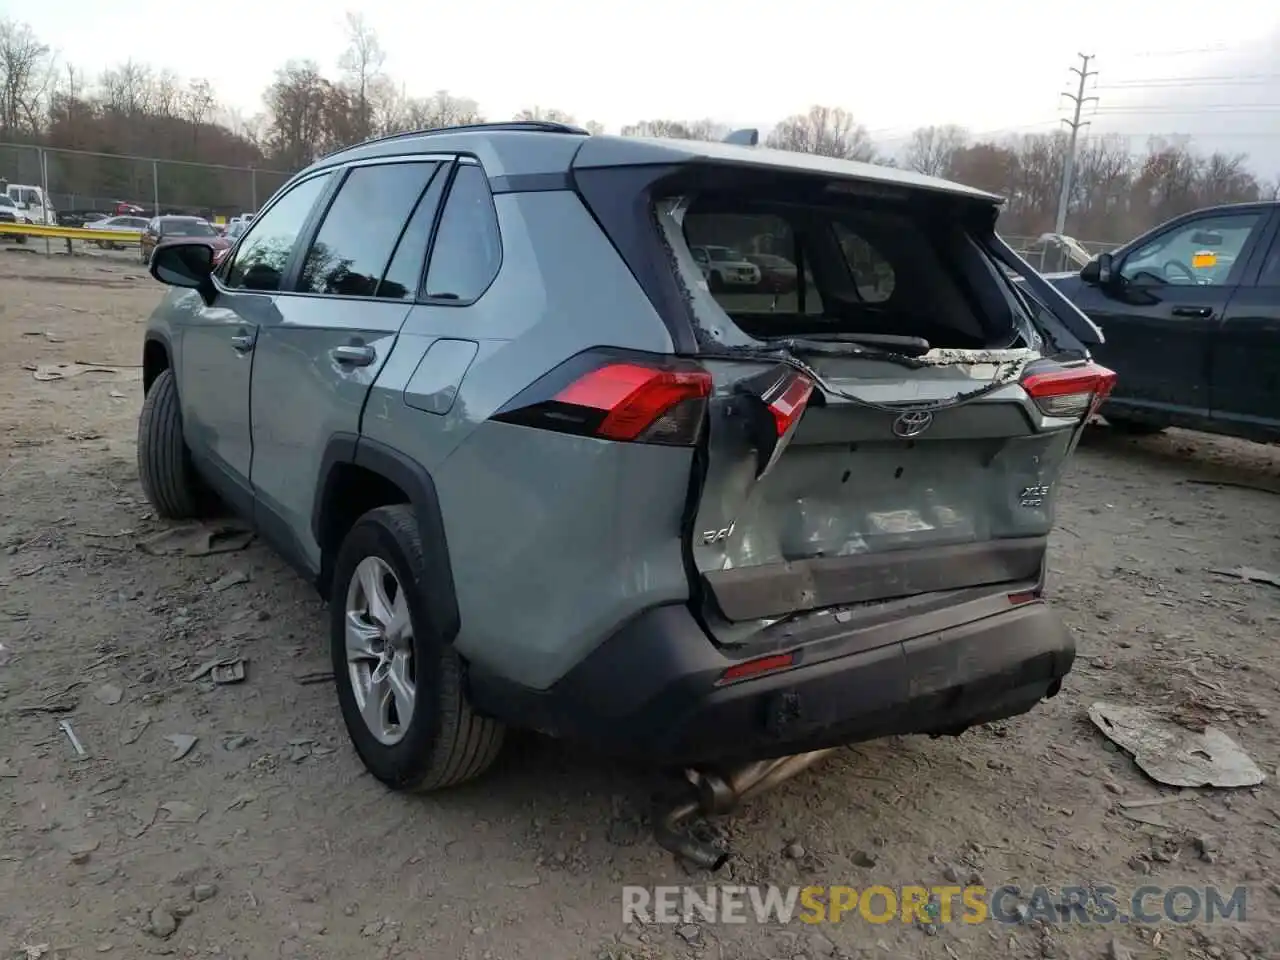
[248, 157, 450, 571]
[1086, 208, 1269, 418]
[178, 171, 334, 511]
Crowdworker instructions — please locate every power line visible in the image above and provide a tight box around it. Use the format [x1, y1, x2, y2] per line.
[1056, 53, 1098, 235]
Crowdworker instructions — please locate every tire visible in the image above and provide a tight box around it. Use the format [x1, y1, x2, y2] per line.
[330, 504, 504, 792]
[136, 368, 203, 519]
[1106, 416, 1167, 436]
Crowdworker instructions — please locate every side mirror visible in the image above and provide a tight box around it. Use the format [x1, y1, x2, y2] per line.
[150, 241, 216, 304]
[1082, 252, 1114, 286]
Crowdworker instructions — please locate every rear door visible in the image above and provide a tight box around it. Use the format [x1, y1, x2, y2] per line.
[659, 188, 1108, 645]
[248, 156, 450, 569]
[1210, 210, 1280, 431]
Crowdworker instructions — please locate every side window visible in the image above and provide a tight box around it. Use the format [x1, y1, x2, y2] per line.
[1119, 213, 1261, 287]
[682, 211, 823, 315]
[832, 222, 896, 303]
[424, 164, 502, 301]
[297, 161, 440, 298]
[223, 173, 331, 292]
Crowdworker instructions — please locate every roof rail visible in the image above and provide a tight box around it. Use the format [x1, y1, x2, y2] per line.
[723, 128, 759, 146]
[315, 120, 591, 163]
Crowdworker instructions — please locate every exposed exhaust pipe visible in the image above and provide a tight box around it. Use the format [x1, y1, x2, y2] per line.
[652, 748, 839, 870]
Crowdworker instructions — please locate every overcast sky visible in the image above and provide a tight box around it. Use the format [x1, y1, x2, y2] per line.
[17, 0, 1280, 173]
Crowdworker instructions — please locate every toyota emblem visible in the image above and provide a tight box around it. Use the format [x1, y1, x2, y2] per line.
[891, 410, 934, 438]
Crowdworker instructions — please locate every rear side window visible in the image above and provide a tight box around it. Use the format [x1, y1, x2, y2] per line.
[224, 173, 331, 292]
[424, 164, 501, 302]
[297, 161, 441, 298]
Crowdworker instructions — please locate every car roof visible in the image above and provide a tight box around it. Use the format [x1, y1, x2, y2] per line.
[300, 122, 1002, 205]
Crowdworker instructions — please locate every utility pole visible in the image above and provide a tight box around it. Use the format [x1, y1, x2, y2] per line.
[1054, 53, 1099, 236]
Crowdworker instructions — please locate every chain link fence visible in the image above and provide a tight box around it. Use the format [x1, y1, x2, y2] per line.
[0, 141, 294, 223]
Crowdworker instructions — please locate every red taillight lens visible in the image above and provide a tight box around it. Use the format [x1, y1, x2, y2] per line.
[493, 356, 713, 447]
[555, 363, 711, 442]
[1021, 363, 1117, 419]
[767, 372, 815, 437]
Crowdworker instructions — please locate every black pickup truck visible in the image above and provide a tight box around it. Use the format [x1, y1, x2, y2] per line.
[1039, 201, 1280, 443]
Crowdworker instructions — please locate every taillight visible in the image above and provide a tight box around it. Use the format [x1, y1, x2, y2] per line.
[1021, 363, 1117, 419]
[766, 371, 815, 437]
[492, 354, 712, 446]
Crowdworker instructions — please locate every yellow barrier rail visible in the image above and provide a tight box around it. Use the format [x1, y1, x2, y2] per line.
[0, 222, 142, 243]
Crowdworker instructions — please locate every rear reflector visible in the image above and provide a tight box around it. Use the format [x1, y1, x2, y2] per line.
[492, 355, 713, 446]
[1021, 363, 1117, 419]
[718, 652, 795, 684]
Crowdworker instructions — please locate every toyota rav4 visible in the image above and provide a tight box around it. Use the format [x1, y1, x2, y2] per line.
[137, 121, 1110, 832]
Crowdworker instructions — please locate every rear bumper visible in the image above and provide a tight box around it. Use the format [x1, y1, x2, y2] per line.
[467, 597, 1075, 767]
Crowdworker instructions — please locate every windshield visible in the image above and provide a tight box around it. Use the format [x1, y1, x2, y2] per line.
[163, 220, 216, 237]
[0, 196, 14, 208]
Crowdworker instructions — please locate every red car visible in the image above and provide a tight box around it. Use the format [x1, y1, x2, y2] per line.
[745, 252, 799, 292]
[140, 216, 230, 266]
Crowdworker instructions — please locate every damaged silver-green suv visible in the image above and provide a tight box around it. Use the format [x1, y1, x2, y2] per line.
[137, 121, 1111, 866]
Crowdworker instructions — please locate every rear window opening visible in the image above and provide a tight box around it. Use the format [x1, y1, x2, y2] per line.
[654, 182, 1040, 355]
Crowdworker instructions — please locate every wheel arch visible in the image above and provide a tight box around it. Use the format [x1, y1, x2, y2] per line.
[313, 434, 461, 644]
[143, 331, 173, 393]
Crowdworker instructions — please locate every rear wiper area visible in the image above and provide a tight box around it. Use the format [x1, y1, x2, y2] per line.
[770, 332, 932, 359]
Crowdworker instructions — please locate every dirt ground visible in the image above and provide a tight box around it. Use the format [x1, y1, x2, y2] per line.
[1, 248, 1279, 960]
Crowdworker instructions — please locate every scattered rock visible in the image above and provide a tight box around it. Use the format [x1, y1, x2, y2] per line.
[93, 683, 123, 705]
[211, 569, 249, 592]
[676, 924, 700, 944]
[164, 734, 198, 761]
[942, 863, 961, 883]
[507, 875, 541, 888]
[784, 842, 806, 860]
[223, 735, 255, 750]
[147, 906, 178, 939]
[158, 800, 204, 823]
[852, 850, 878, 868]
[1193, 835, 1219, 863]
[193, 883, 217, 902]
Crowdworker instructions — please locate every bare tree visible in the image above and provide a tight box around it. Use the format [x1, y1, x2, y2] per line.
[0, 18, 53, 136]
[765, 106, 876, 161]
[263, 60, 339, 169]
[903, 125, 968, 177]
[338, 11, 385, 141]
[621, 118, 723, 140]
[402, 90, 483, 130]
[513, 105, 576, 124]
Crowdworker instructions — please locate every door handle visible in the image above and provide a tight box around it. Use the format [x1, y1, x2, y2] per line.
[1171, 306, 1213, 318]
[230, 331, 255, 351]
[331, 344, 376, 367]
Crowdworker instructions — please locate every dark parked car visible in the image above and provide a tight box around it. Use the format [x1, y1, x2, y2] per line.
[1040, 202, 1280, 443]
[140, 216, 229, 265]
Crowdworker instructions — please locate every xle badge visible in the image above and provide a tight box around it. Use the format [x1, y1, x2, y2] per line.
[701, 521, 736, 545]
[1020, 484, 1050, 507]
